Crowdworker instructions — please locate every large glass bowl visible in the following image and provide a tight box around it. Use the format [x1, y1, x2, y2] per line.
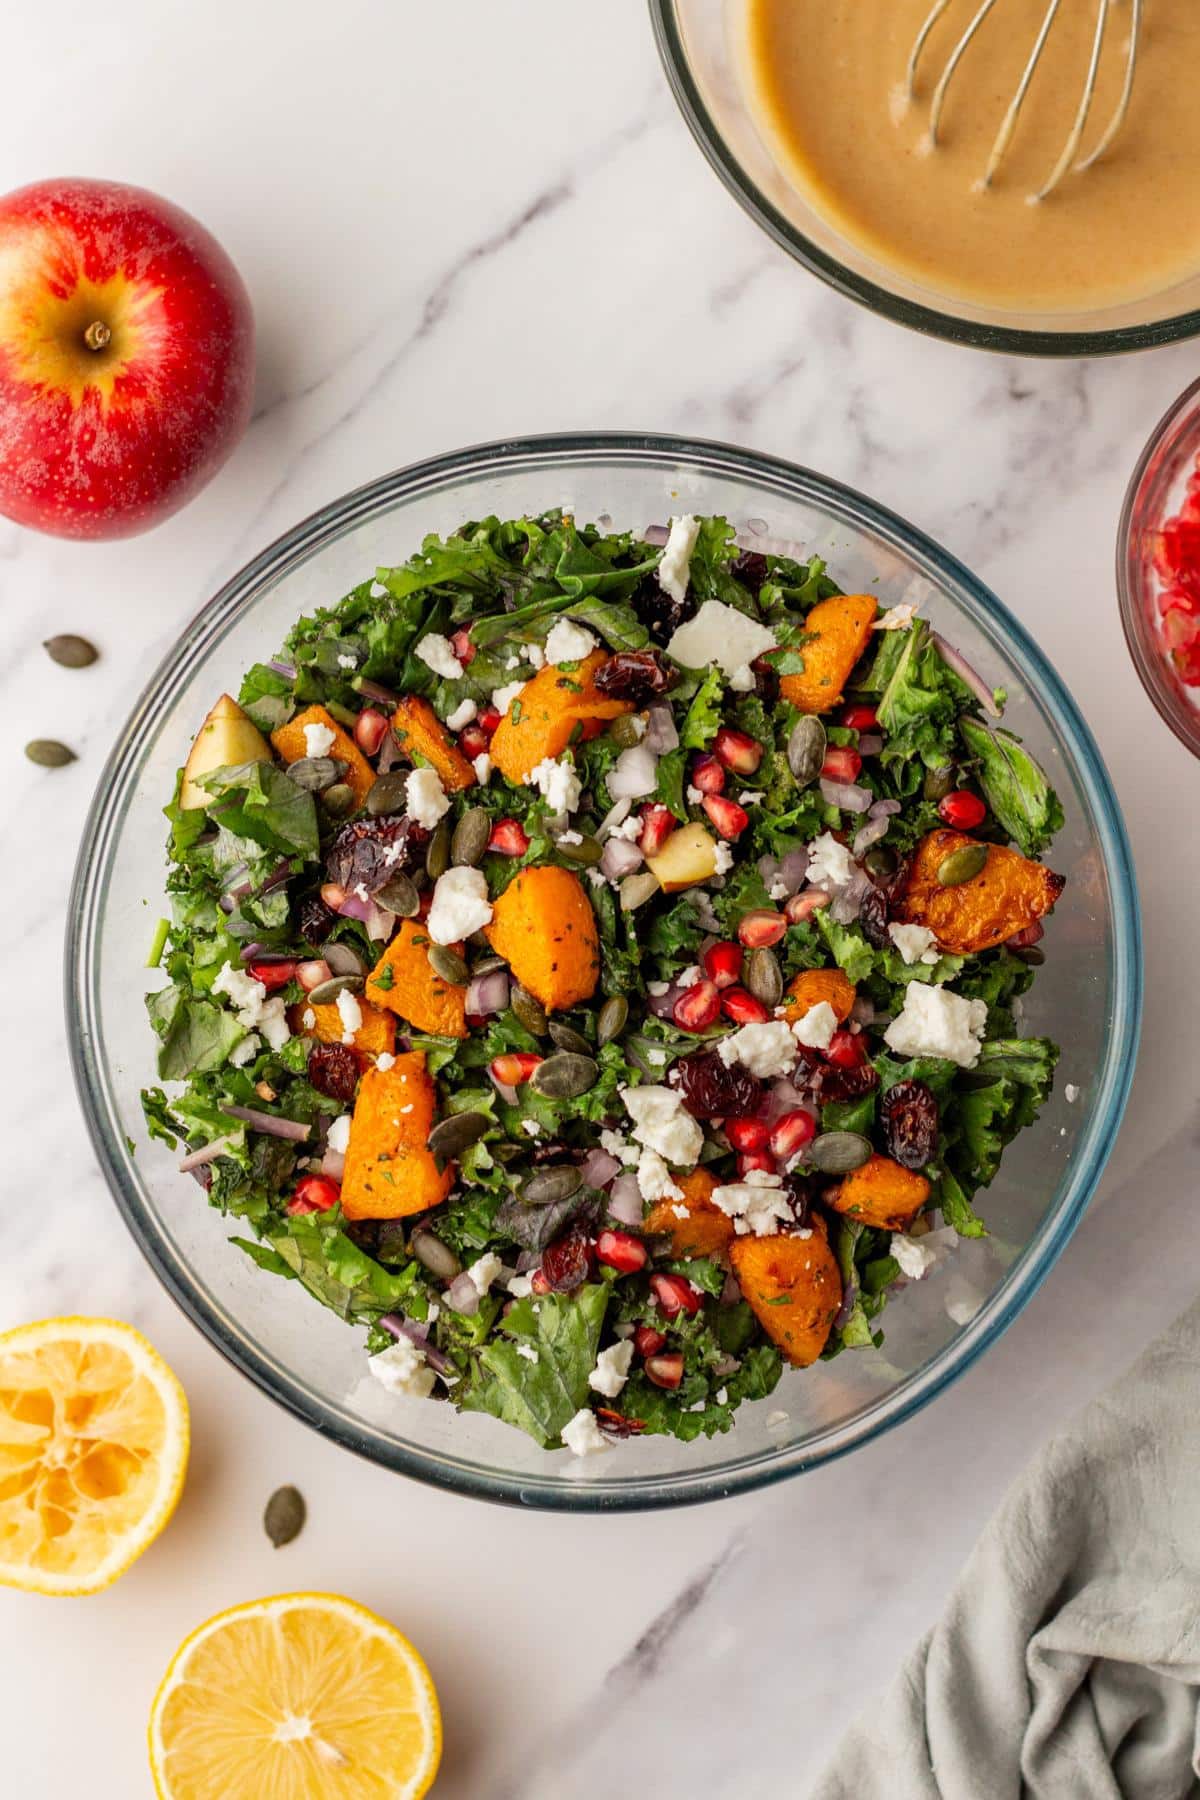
[67, 434, 1141, 1511]
[649, 0, 1200, 357]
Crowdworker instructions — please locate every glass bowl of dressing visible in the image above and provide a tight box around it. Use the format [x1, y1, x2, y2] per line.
[651, 0, 1200, 355]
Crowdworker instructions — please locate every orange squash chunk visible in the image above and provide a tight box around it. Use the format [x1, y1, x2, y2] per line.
[391, 694, 476, 792]
[485, 865, 600, 1011]
[825, 1153, 930, 1231]
[290, 995, 396, 1060]
[897, 828, 1065, 954]
[365, 918, 467, 1038]
[340, 1053, 453, 1221]
[270, 705, 375, 809]
[730, 1217, 842, 1367]
[643, 1167, 735, 1261]
[489, 650, 633, 782]
[780, 595, 878, 714]
[781, 966, 857, 1027]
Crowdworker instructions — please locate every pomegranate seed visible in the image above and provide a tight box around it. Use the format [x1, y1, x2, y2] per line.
[1154, 520, 1200, 582]
[247, 959, 296, 992]
[737, 909, 786, 948]
[726, 1116, 770, 1152]
[673, 978, 722, 1032]
[690, 753, 726, 795]
[713, 726, 763, 775]
[938, 789, 987, 831]
[596, 1229, 648, 1273]
[721, 986, 770, 1025]
[821, 746, 863, 783]
[488, 818, 530, 856]
[479, 707, 503, 735]
[530, 1269, 551, 1296]
[490, 1052, 543, 1086]
[785, 889, 830, 924]
[353, 708, 390, 757]
[839, 703, 878, 730]
[826, 1029, 867, 1070]
[1008, 920, 1044, 948]
[320, 882, 347, 911]
[645, 1352, 685, 1390]
[296, 959, 333, 993]
[770, 1109, 817, 1159]
[459, 723, 491, 759]
[703, 793, 750, 840]
[738, 1149, 776, 1176]
[633, 1325, 667, 1359]
[286, 1174, 340, 1216]
[703, 940, 743, 989]
[639, 804, 677, 855]
[650, 1272, 703, 1318]
[451, 627, 476, 667]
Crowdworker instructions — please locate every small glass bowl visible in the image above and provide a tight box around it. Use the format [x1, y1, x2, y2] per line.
[68, 433, 1141, 1510]
[1118, 375, 1200, 759]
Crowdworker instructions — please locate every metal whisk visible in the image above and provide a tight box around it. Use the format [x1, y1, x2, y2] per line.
[906, 0, 1144, 200]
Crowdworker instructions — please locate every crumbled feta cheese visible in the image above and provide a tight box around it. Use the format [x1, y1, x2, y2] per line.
[368, 1339, 436, 1399]
[711, 1169, 793, 1237]
[677, 965, 702, 988]
[467, 1252, 504, 1296]
[657, 513, 702, 604]
[405, 766, 450, 830]
[637, 1148, 682, 1203]
[505, 655, 519, 671]
[611, 813, 644, 842]
[557, 830, 582, 846]
[445, 697, 477, 732]
[890, 1234, 938, 1279]
[524, 642, 545, 670]
[326, 1114, 353, 1154]
[1064, 1083, 1079, 1104]
[686, 785, 704, 806]
[302, 721, 336, 759]
[229, 1033, 260, 1067]
[562, 1408, 609, 1457]
[521, 1118, 543, 1137]
[729, 662, 756, 693]
[473, 753, 492, 784]
[621, 1084, 703, 1165]
[415, 632, 464, 679]
[688, 1399, 707, 1413]
[738, 791, 762, 806]
[718, 1020, 798, 1078]
[507, 1273, 534, 1299]
[336, 652, 358, 670]
[302, 1007, 317, 1030]
[213, 963, 291, 1052]
[491, 679, 526, 717]
[670, 1203, 690, 1220]
[427, 866, 493, 944]
[588, 1340, 634, 1399]
[874, 601, 919, 631]
[884, 982, 988, 1069]
[712, 841, 734, 875]
[715, 1387, 728, 1405]
[600, 1129, 639, 1167]
[768, 877, 790, 902]
[647, 980, 669, 997]
[529, 755, 582, 815]
[666, 598, 778, 677]
[888, 922, 940, 966]
[353, 883, 369, 903]
[791, 1001, 838, 1051]
[545, 618, 597, 665]
[516, 1344, 539, 1365]
[375, 1051, 395, 1071]
[806, 832, 853, 891]
[336, 988, 363, 1045]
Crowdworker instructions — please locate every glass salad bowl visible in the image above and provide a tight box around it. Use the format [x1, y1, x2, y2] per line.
[67, 434, 1141, 1510]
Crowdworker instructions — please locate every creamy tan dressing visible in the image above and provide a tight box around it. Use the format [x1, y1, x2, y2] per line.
[744, 0, 1200, 311]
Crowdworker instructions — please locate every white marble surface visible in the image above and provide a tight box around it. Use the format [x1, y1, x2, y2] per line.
[2, 2, 1199, 1794]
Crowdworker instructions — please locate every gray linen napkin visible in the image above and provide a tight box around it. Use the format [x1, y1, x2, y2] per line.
[812, 1298, 1200, 1799]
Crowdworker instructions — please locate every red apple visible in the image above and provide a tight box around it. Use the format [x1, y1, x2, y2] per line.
[0, 177, 254, 539]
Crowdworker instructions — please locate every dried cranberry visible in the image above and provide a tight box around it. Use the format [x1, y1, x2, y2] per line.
[593, 649, 678, 705]
[326, 815, 428, 896]
[730, 550, 769, 596]
[782, 1172, 817, 1229]
[819, 1060, 879, 1103]
[594, 1407, 645, 1438]
[297, 893, 338, 946]
[631, 571, 696, 647]
[858, 883, 892, 950]
[881, 1079, 939, 1170]
[307, 1041, 361, 1103]
[669, 1049, 764, 1121]
[540, 1228, 592, 1292]
[751, 652, 780, 705]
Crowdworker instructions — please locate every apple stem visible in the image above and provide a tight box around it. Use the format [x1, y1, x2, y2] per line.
[83, 321, 112, 352]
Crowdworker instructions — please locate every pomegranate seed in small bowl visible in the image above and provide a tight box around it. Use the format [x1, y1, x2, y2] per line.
[703, 940, 743, 988]
[639, 803, 677, 855]
[839, 703, 878, 731]
[737, 1148, 776, 1176]
[938, 789, 987, 831]
[633, 1325, 667, 1360]
[488, 818, 530, 856]
[769, 1109, 817, 1159]
[673, 978, 722, 1032]
[703, 793, 750, 840]
[737, 909, 786, 948]
[691, 752, 726, 795]
[721, 986, 770, 1025]
[451, 627, 476, 666]
[645, 1352, 685, 1390]
[713, 726, 763, 774]
[820, 745, 863, 784]
[353, 708, 390, 757]
[247, 959, 297, 992]
[595, 1229, 648, 1273]
[649, 1273, 703, 1318]
[726, 1116, 770, 1152]
[490, 1052, 543, 1087]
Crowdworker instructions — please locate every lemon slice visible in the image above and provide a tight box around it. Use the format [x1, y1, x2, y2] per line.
[0, 1315, 189, 1596]
[150, 1592, 442, 1799]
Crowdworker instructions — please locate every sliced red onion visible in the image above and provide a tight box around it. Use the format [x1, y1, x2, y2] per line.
[852, 815, 892, 858]
[779, 848, 810, 893]
[324, 942, 366, 978]
[335, 891, 374, 924]
[931, 632, 1002, 718]
[220, 1104, 310, 1142]
[647, 982, 684, 1020]
[607, 1173, 645, 1227]
[832, 1274, 860, 1333]
[642, 522, 670, 546]
[466, 968, 510, 1016]
[645, 704, 679, 753]
[608, 743, 659, 801]
[514, 1249, 542, 1273]
[857, 733, 883, 757]
[762, 1080, 807, 1125]
[377, 727, 401, 773]
[600, 836, 644, 881]
[239, 943, 292, 964]
[268, 659, 297, 680]
[321, 1148, 346, 1182]
[712, 1354, 741, 1380]
[719, 1271, 743, 1306]
[178, 1137, 234, 1173]
[597, 797, 633, 839]
[445, 1272, 480, 1316]
[868, 797, 902, 821]
[489, 1073, 519, 1106]
[355, 677, 399, 707]
[733, 529, 807, 559]
[757, 854, 780, 889]
[820, 778, 873, 814]
[364, 903, 397, 943]
[850, 995, 876, 1026]
[830, 871, 871, 925]
[221, 862, 250, 896]
[379, 1316, 455, 1377]
[581, 1147, 621, 1189]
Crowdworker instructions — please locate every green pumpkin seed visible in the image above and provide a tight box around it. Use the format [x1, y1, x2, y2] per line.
[428, 944, 469, 986]
[923, 765, 956, 803]
[425, 819, 451, 881]
[744, 946, 783, 1008]
[1012, 944, 1045, 966]
[863, 844, 898, 879]
[471, 954, 506, 976]
[287, 755, 345, 792]
[522, 1164, 583, 1207]
[787, 717, 826, 787]
[25, 738, 76, 768]
[451, 807, 491, 868]
[43, 633, 98, 669]
[410, 1228, 461, 1280]
[620, 871, 661, 912]
[306, 974, 365, 1005]
[366, 771, 409, 817]
[511, 986, 548, 1037]
[597, 994, 628, 1046]
[549, 1020, 592, 1056]
[491, 1140, 524, 1166]
[428, 1110, 489, 1164]
[324, 943, 365, 977]
[555, 832, 603, 866]
[263, 1484, 306, 1549]
[375, 871, 419, 916]
[809, 1130, 873, 1175]
[530, 1051, 599, 1099]
[321, 783, 355, 818]
[607, 714, 644, 750]
[936, 843, 989, 888]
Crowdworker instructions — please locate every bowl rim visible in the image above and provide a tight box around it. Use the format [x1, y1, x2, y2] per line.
[66, 430, 1142, 1511]
[1116, 373, 1200, 759]
[647, 0, 1200, 359]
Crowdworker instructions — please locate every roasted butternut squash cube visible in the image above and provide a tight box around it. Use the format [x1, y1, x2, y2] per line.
[779, 594, 877, 714]
[391, 695, 476, 792]
[270, 705, 376, 809]
[825, 1152, 930, 1231]
[781, 966, 857, 1027]
[642, 1167, 734, 1261]
[289, 995, 396, 1060]
[340, 1053, 453, 1220]
[485, 865, 600, 1011]
[730, 1217, 842, 1367]
[365, 918, 467, 1038]
[489, 650, 632, 782]
[897, 828, 1065, 954]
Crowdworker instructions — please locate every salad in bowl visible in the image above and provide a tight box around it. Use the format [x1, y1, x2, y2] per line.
[143, 510, 1065, 1460]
